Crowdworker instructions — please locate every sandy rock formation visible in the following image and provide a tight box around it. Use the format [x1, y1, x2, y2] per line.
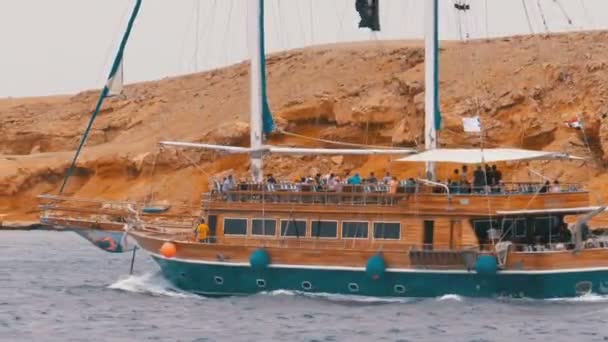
[2, 32, 608, 222]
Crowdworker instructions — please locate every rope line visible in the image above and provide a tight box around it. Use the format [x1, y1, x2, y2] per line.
[277, 129, 407, 150]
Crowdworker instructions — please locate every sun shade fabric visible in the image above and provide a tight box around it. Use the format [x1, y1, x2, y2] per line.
[397, 148, 584, 164]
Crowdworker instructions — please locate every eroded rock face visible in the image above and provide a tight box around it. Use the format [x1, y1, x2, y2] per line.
[3, 33, 608, 220]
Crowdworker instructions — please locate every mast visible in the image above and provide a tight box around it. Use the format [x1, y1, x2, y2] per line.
[424, 0, 440, 181]
[249, 0, 264, 182]
[59, 0, 142, 194]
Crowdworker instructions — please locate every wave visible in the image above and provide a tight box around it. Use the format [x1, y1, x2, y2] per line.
[108, 272, 197, 299]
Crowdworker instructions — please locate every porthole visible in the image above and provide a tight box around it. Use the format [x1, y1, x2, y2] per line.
[214, 276, 224, 285]
[301, 281, 312, 291]
[348, 283, 359, 293]
[256, 279, 266, 288]
[394, 284, 406, 294]
[575, 281, 592, 296]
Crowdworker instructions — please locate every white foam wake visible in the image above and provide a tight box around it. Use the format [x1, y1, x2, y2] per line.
[436, 294, 464, 302]
[546, 293, 608, 303]
[108, 272, 197, 299]
[261, 290, 412, 303]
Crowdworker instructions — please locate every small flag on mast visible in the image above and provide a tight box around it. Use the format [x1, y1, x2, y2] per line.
[355, 0, 380, 31]
[106, 61, 124, 96]
[462, 116, 482, 133]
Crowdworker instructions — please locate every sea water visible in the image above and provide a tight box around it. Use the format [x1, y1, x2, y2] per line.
[1, 231, 608, 342]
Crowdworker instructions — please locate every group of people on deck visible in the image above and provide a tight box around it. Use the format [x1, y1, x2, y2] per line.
[264, 171, 413, 194]
[448, 164, 503, 193]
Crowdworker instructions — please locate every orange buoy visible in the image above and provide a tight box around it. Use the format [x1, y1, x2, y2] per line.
[160, 242, 177, 258]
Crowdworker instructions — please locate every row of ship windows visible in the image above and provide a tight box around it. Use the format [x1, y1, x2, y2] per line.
[222, 218, 401, 240]
[212, 276, 407, 294]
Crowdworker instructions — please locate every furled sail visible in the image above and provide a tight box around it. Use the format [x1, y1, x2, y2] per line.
[59, 0, 142, 193]
[259, 0, 275, 133]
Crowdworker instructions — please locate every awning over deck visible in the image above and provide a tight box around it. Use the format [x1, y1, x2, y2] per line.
[159, 141, 415, 156]
[396, 148, 584, 164]
[496, 206, 603, 216]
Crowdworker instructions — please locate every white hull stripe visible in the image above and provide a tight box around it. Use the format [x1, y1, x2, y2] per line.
[149, 253, 608, 275]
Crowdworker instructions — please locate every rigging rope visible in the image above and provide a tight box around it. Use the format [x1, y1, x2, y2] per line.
[536, 0, 550, 33]
[521, 0, 535, 34]
[277, 129, 407, 150]
[552, 0, 573, 26]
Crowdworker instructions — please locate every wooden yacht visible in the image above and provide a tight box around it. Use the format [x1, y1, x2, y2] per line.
[39, 0, 608, 299]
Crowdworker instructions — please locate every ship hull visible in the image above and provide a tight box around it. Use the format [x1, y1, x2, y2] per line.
[151, 254, 608, 299]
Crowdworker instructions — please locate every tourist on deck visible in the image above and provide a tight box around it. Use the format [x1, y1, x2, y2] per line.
[405, 178, 416, 193]
[383, 172, 392, 184]
[452, 169, 460, 182]
[195, 219, 210, 243]
[539, 180, 550, 193]
[389, 176, 399, 194]
[450, 169, 460, 193]
[550, 180, 561, 193]
[348, 173, 362, 185]
[267, 174, 277, 184]
[223, 175, 234, 192]
[485, 165, 495, 189]
[368, 172, 378, 184]
[460, 165, 468, 183]
[473, 166, 485, 192]
[328, 175, 338, 190]
[314, 173, 323, 186]
[492, 165, 502, 185]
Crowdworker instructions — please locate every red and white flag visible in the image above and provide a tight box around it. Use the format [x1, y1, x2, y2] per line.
[564, 118, 583, 130]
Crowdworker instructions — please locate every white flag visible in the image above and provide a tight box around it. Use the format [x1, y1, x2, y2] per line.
[106, 61, 124, 96]
[462, 116, 482, 133]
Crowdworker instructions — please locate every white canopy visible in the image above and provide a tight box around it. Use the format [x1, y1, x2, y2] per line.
[397, 148, 584, 164]
[160, 141, 415, 156]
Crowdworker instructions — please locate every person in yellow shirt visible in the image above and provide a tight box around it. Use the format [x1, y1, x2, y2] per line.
[194, 219, 210, 243]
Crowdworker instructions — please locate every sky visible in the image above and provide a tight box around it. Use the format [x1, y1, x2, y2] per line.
[0, 0, 605, 97]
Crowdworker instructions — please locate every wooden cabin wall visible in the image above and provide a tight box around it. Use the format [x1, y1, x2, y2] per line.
[401, 218, 423, 245]
[460, 220, 479, 247]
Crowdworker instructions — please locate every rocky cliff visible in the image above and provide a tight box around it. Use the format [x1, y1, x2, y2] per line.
[2, 32, 608, 222]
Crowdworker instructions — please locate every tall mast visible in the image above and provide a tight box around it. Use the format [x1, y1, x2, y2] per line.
[249, 0, 264, 182]
[424, 0, 440, 181]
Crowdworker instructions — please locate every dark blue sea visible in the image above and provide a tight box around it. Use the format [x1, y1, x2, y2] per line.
[2, 231, 608, 342]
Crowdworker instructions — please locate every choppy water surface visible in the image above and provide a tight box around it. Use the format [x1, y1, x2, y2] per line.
[2, 231, 608, 341]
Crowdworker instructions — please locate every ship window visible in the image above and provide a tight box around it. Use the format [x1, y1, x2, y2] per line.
[252, 219, 277, 236]
[256, 279, 266, 288]
[214, 276, 224, 285]
[301, 281, 312, 290]
[280, 220, 307, 237]
[342, 221, 369, 239]
[373, 222, 401, 240]
[348, 283, 359, 292]
[533, 216, 559, 236]
[223, 218, 247, 235]
[472, 219, 499, 244]
[311, 221, 338, 238]
[502, 218, 527, 238]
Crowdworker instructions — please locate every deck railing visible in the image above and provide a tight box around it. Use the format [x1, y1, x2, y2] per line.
[208, 181, 584, 206]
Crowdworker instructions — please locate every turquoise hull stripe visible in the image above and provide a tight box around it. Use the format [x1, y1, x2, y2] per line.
[60, 0, 142, 193]
[153, 256, 608, 299]
[433, 0, 441, 131]
[259, 0, 275, 134]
